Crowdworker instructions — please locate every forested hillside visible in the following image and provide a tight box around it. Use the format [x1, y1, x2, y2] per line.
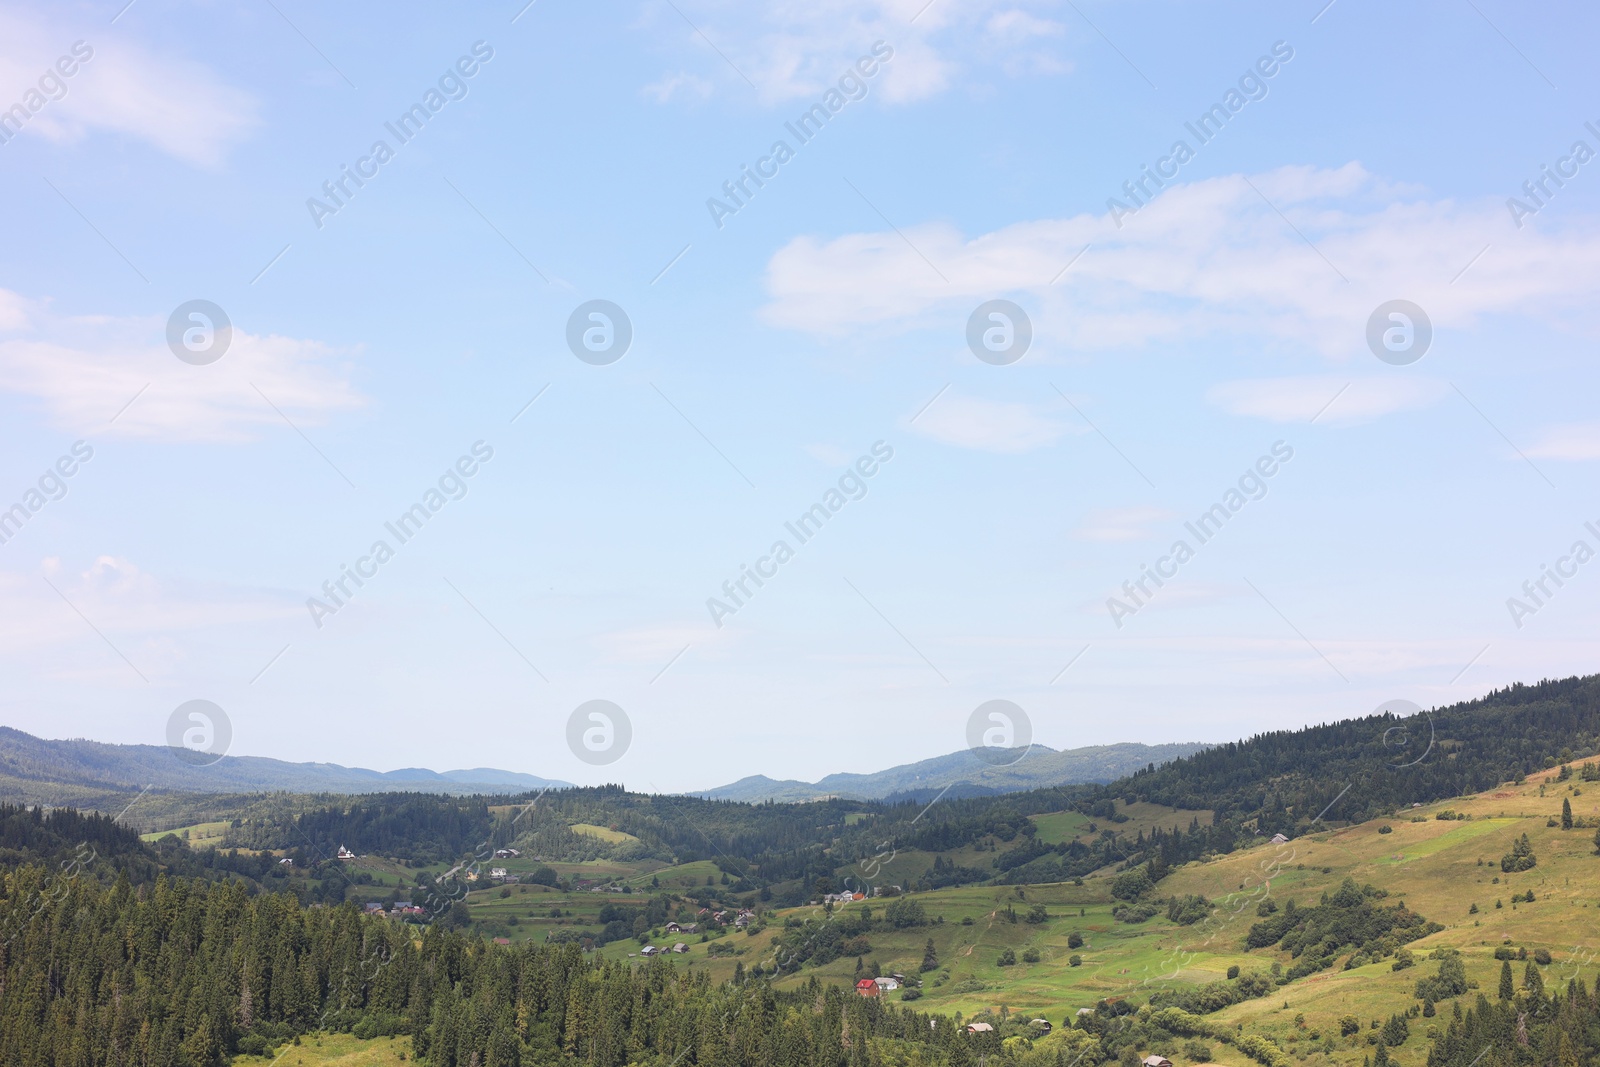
[0, 866, 1018, 1067]
[1112, 675, 1600, 832]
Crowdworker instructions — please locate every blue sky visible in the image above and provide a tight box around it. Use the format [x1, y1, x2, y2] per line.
[2, 0, 1598, 792]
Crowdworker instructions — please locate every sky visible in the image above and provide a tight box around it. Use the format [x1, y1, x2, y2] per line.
[2, 0, 1598, 793]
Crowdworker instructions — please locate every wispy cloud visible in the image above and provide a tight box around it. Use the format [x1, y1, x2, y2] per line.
[1207, 376, 1449, 424]
[1072, 506, 1173, 542]
[1526, 423, 1600, 460]
[0, 11, 256, 166]
[639, 0, 1070, 105]
[907, 390, 1076, 453]
[760, 164, 1600, 353]
[0, 290, 365, 442]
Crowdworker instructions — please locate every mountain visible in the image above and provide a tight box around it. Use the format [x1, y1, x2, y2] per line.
[0, 727, 570, 806]
[695, 741, 1209, 802]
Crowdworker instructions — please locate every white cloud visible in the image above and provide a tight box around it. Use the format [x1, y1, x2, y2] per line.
[760, 164, 1600, 354]
[804, 442, 855, 466]
[1207, 376, 1449, 425]
[642, 71, 715, 103]
[641, 0, 1068, 105]
[0, 11, 255, 166]
[0, 289, 365, 443]
[1526, 423, 1600, 460]
[908, 390, 1075, 453]
[1072, 506, 1174, 542]
[0, 556, 295, 681]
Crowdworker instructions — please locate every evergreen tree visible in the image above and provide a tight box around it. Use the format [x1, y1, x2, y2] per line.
[1499, 960, 1516, 1000]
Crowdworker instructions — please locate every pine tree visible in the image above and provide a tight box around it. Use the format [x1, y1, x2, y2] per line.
[1524, 959, 1544, 997]
[1563, 797, 1574, 830]
[1499, 960, 1516, 1000]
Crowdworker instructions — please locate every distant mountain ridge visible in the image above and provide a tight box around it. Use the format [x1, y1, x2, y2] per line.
[0, 727, 571, 803]
[695, 741, 1209, 802]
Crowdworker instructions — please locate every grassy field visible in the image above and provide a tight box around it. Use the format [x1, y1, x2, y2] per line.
[656, 761, 1600, 1067]
[140, 820, 232, 848]
[232, 1033, 412, 1065]
[157, 758, 1598, 1067]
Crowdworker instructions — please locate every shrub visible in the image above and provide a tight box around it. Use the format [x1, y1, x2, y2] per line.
[1022, 948, 1041, 963]
[1069, 955, 1082, 967]
[997, 949, 1016, 966]
[1068, 931, 1084, 949]
[1500, 834, 1537, 872]
[1111, 866, 1156, 901]
[1165, 895, 1212, 925]
[1227, 965, 1241, 979]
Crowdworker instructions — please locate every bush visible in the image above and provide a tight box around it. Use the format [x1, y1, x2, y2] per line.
[901, 988, 922, 1001]
[1234, 1033, 1291, 1067]
[997, 949, 1016, 966]
[1022, 948, 1041, 963]
[1111, 867, 1155, 901]
[1111, 901, 1160, 924]
[1068, 931, 1084, 949]
[1165, 895, 1212, 925]
[885, 898, 926, 928]
[1227, 965, 1241, 979]
[1414, 954, 1467, 1001]
[1069, 955, 1082, 967]
[1500, 834, 1537, 872]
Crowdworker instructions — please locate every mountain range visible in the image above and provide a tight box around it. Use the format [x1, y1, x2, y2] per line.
[0, 726, 572, 807]
[0, 727, 1206, 809]
[692, 741, 1210, 802]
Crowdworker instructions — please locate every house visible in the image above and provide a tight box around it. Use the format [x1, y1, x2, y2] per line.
[1029, 1019, 1053, 1033]
[874, 977, 899, 991]
[640, 945, 660, 956]
[965, 1023, 994, 1033]
[336, 845, 356, 860]
[1270, 833, 1289, 845]
[889, 973, 908, 984]
[363, 903, 384, 913]
[494, 848, 521, 858]
[490, 867, 508, 879]
[278, 858, 293, 866]
[854, 979, 878, 998]
[493, 937, 511, 946]
[665, 921, 699, 935]
[1142, 1057, 1173, 1067]
[664, 922, 683, 933]
[671, 943, 689, 953]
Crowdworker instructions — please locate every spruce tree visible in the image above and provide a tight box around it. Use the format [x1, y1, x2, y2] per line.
[1499, 959, 1516, 1000]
